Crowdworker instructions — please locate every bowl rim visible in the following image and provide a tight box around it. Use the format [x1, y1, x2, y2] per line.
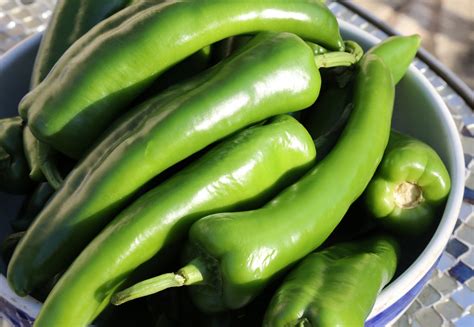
[337, 20, 465, 318]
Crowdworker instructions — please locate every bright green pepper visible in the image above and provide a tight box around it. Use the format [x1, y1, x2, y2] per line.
[303, 35, 421, 161]
[0, 117, 33, 194]
[111, 52, 395, 311]
[22, 0, 344, 158]
[364, 131, 451, 236]
[34, 115, 316, 326]
[9, 32, 357, 296]
[263, 235, 399, 326]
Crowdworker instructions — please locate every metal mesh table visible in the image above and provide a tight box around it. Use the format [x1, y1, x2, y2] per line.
[1, 0, 473, 326]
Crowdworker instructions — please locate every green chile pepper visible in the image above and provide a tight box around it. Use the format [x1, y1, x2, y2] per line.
[23, 0, 146, 186]
[111, 53, 395, 311]
[9, 32, 356, 296]
[367, 34, 421, 84]
[30, 0, 136, 87]
[34, 115, 316, 326]
[364, 131, 451, 236]
[304, 35, 421, 161]
[0, 117, 33, 194]
[22, 0, 344, 158]
[263, 235, 399, 326]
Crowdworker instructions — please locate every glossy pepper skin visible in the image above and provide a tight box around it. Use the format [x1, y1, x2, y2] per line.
[263, 235, 399, 326]
[8, 32, 322, 296]
[22, 0, 343, 158]
[364, 131, 451, 236]
[30, 0, 136, 87]
[0, 117, 33, 194]
[23, 0, 146, 187]
[303, 35, 421, 161]
[34, 115, 316, 327]
[112, 53, 395, 312]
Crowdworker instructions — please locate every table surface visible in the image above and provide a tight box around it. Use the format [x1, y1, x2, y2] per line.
[1, 1, 473, 326]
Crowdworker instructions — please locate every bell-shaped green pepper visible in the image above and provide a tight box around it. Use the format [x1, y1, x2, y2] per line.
[263, 235, 399, 327]
[364, 131, 451, 236]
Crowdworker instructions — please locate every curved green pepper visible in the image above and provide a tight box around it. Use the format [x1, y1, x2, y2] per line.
[303, 35, 421, 161]
[364, 131, 451, 236]
[263, 235, 399, 326]
[0, 117, 33, 194]
[9, 32, 356, 296]
[367, 34, 421, 84]
[30, 0, 136, 87]
[23, 0, 145, 187]
[34, 115, 316, 326]
[22, 0, 344, 158]
[111, 53, 395, 311]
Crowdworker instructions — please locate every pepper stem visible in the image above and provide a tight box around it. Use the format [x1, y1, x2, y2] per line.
[313, 40, 364, 68]
[111, 258, 205, 306]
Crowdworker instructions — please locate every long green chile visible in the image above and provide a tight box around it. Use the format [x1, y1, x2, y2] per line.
[22, 0, 344, 158]
[303, 35, 421, 161]
[111, 53, 395, 311]
[8, 32, 357, 296]
[263, 235, 399, 326]
[33, 115, 316, 327]
[22, 0, 149, 186]
[30, 0, 137, 87]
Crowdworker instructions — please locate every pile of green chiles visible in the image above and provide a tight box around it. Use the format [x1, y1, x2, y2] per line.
[0, 1, 451, 326]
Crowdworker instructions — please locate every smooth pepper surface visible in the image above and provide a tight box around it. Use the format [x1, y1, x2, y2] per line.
[8, 32, 321, 296]
[263, 235, 399, 327]
[113, 53, 395, 312]
[22, 0, 343, 157]
[34, 115, 316, 327]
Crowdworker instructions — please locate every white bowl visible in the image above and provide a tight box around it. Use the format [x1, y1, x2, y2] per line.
[0, 22, 465, 326]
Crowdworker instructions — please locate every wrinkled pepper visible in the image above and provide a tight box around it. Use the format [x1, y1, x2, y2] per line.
[0, 117, 33, 194]
[30, 0, 136, 87]
[111, 52, 395, 312]
[364, 131, 451, 236]
[23, 0, 146, 187]
[8, 32, 358, 296]
[263, 235, 399, 326]
[34, 115, 316, 326]
[21, 0, 344, 158]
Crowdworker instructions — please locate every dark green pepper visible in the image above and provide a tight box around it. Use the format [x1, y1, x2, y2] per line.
[263, 235, 399, 326]
[10, 182, 54, 232]
[33, 115, 316, 326]
[364, 131, 451, 236]
[111, 52, 395, 311]
[22, 0, 344, 158]
[9, 32, 359, 297]
[30, 0, 136, 87]
[0, 117, 33, 194]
